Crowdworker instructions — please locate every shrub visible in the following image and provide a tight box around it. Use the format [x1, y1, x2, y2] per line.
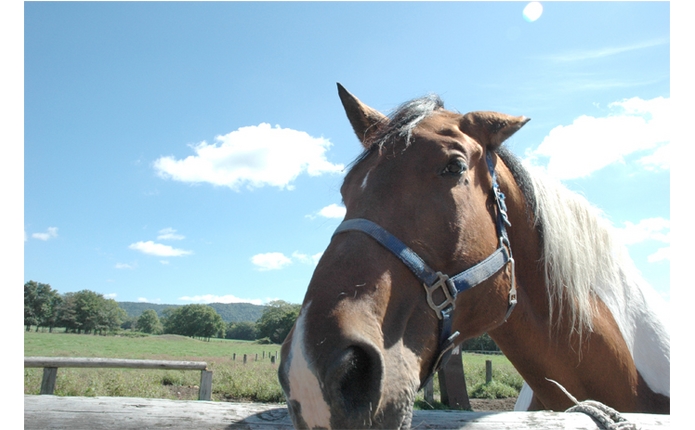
[469, 380, 518, 399]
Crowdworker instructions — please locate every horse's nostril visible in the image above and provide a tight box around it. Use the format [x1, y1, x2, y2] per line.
[328, 344, 383, 417]
[340, 346, 374, 402]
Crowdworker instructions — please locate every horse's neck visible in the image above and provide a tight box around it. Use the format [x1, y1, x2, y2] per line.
[488, 162, 669, 412]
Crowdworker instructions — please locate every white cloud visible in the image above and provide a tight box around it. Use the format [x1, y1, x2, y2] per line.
[251, 250, 323, 271]
[104, 293, 117, 299]
[251, 252, 292, 271]
[153, 123, 344, 191]
[177, 294, 264, 306]
[115, 262, 136, 270]
[318, 204, 347, 219]
[614, 217, 670, 246]
[137, 297, 162, 303]
[525, 97, 669, 180]
[542, 39, 667, 63]
[129, 241, 192, 257]
[292, 251, 323, 265]
[638, 143, 669, 171]
[32, 227, 58, 241]
[157, 228, 185, 241]
[614, 217, 670, 263]
[648, 247, 670, 263]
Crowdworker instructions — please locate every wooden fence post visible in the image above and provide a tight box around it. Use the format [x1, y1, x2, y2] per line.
[232, 353, 236, 361]
[270, 355, 276, 364]
[198, 370, 213, 401]
[243, 354, 247, 364]
[40, 367, 58, 395]
[486, 360, 492, 383]
[437, 346, 470, 410]
[423, 378, 434, 404]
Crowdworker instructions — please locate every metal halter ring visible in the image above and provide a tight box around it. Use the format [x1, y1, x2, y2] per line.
[423, 272, 457, 320]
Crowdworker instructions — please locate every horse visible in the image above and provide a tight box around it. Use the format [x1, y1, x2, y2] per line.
[278, 84, 670, 429]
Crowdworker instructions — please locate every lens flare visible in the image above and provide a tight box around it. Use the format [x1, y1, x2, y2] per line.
[523, 2, 543, 22]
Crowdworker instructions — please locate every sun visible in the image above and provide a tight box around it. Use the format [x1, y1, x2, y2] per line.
[523, 2, 543, 23]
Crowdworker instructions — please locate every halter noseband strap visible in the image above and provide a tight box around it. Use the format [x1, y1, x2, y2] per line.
[331, 151, 517, 386]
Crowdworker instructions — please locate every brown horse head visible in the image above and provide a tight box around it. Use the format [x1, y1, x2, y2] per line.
[278, 84, 528, 428]
[278, 85, 670, 428]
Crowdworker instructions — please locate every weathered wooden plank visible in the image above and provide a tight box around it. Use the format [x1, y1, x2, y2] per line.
[199, 370, 213, 401]
[40, 367, 58, 395]
[24, 395, 671, 430]
[24, 396, 291, 430]
[25, 357, 208, 370]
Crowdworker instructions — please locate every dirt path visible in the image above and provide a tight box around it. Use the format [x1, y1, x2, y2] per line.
[469, 397, 517, 411]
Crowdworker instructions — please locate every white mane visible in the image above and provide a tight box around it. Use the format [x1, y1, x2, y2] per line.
[527, 166, 670, 397]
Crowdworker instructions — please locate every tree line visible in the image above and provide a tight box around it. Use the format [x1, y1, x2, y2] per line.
[24, 281, 300, 343]
[24, 281, 126, 334]
[24, 281, 498, 349]
[136, 300, 301, 343]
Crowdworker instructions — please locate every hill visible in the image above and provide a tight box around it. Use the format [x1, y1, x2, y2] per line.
[118, 301, 267, 323]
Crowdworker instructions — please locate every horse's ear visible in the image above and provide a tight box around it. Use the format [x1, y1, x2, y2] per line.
[461, 111, 530, 150]
[337, 83, 388, 149]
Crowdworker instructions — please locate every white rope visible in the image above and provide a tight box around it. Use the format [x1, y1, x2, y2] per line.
[546, 378, 639, 430]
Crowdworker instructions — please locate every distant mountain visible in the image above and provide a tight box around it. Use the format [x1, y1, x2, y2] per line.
[118, 301, 267, 323]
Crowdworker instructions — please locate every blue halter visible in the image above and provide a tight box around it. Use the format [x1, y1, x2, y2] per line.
[331, 151, 517, 385]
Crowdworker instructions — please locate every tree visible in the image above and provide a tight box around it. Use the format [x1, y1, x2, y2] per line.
[54, 290, 126, 334]
[24, 281, 62, 332]
[40, 287, 63, 332]
[461, 333, 500, 352]
[73, 290, 104, 334]
[24, 281, 40, 331]
[56, 292, 79, 332]
[255, 300, 301, 344]
[99, 298, 127, 334]
[136, 309, 163, 334]
[226, 321, 258, 340]
[120, 316, 137, 330]
[162, 304, 226, 341]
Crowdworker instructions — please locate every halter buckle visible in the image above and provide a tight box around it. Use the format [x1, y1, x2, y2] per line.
[503, 257, 517, 322]
[423, 272, 457, 320]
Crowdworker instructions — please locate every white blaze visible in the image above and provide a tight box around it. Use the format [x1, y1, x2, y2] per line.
[287, 302, 332, 428]
[361, 169, 371, 190]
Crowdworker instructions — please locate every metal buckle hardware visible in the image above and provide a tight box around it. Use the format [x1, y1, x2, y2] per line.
[423, 272, 457, 320]
[503, 257, 517, 322]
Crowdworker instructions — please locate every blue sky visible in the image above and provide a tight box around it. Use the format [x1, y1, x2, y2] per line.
[22, 1, 672, 308]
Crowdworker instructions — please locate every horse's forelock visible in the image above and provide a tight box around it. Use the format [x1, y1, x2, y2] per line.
[346, 95, 445, 173]
[380, 94, 445, 147]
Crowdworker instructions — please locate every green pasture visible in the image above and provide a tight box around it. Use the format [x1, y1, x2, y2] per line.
[24, 331, 522, 405]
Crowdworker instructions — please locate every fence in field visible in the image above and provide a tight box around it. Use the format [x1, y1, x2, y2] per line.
[232, 350, 279, 363]
[23, 355, 670, 429]
[24, 356, 213, 400]
[24, 348, 482, 410]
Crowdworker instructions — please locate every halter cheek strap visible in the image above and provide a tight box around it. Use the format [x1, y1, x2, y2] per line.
[331, 151, 517, 387]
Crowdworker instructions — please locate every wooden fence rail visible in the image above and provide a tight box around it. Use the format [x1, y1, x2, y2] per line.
[24, 357, 213, 400]
[23, 395, 670, 429]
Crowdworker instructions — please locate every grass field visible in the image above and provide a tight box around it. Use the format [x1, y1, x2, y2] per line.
[24, 330, 522, 404]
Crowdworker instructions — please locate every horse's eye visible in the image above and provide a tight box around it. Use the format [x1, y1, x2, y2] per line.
[442, 159, 467, 176]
